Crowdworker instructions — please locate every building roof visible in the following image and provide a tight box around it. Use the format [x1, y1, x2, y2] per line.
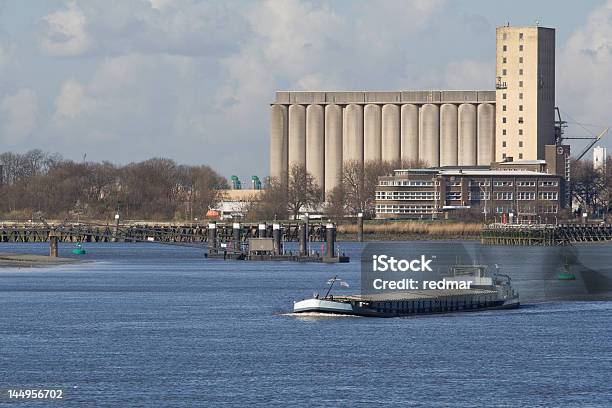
[391, 168, 557, 177]
[497, 160, 546, 165]
[440, 169, 555, 177]
[273, 90, 495, 105]
[219, 189, 264, 201]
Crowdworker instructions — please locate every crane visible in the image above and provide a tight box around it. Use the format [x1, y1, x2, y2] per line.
[555, 107, 609, 161]
[574, 128, 608, 161]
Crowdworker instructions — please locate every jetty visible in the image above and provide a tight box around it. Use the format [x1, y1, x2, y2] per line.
[0, 221, 332, 244]
[481, 223, 612, 246]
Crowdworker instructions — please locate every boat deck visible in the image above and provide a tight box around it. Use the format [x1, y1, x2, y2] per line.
[335, 289, 498, 302]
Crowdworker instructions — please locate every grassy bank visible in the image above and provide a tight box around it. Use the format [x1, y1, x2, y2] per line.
[336, 221, 483, 241]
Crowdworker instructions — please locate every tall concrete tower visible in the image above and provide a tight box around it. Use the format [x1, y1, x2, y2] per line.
[593, 146, 607, 171]
[495, 25, 555, 162]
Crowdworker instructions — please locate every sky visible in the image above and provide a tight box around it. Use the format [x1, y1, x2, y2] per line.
[0, 0, 611, 181]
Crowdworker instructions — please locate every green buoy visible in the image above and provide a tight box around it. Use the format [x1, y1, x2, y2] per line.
[557, 258, 575, 280]
[72, 243, 86, 255]
[557, 272, 576, 280]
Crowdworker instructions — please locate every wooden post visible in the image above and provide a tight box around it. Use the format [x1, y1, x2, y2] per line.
[357, 212, 364, 242]
[233, 223, 241, 253]
[298, 224, 306, 256]
[325, 223, 336, 257]
[112, 213, 120, 242]
[258, 223, 266, 238]
[272, 223, 282, 255]
[49, 233, 59, 257]
[208, 222, 217, 254]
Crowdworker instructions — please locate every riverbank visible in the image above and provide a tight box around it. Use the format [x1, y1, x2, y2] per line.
[0, 252, 82, 268]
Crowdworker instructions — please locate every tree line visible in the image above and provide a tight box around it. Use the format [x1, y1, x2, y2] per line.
[3, 149, 608, 223]
[0, 150, 228, 221]
[247, 159, 424, 221]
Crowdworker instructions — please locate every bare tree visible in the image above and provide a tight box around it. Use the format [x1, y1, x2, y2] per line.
[325, 185, 346, 219]
[341, 160, 366, 215]
[286, 164, 322, 219]
[597, 155, 612, 220]
[341, 159, 417, 217]
[244, 177, 288, 221]
[243, 165, 322, 221]
[571, 159, 602, 215]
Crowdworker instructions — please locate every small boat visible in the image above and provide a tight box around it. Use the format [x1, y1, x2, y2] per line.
[72, 243, 86, 255]
[293, 265, 520, 317]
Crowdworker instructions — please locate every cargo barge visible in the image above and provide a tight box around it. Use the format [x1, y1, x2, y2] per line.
[293, 266, 519, 317]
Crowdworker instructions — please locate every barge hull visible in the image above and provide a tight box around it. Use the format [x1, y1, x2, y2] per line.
[294, 289, 520, 317]
[294, 299, 519, 317]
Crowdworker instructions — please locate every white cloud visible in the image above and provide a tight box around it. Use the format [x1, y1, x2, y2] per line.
[444, 60, 494, 89]
[33, 0, 453, 177]
[50, 52, 212, 153]
[53, 54, 158, 126]
[1, 88, 39, 144]
[40, 1, 92, 56]
[218, 0, 447, 116]
[148, 0, 175, 10]
[54, 79, 90, 123]
[38, 0, 247, 58]
[0, 39, 15, 73]
[558, 0, 612, 130]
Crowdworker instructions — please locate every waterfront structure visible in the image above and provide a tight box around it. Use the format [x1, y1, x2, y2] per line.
[593, 146, 607, 171]
[375, 167, 564, 221]
[495, 25, 555, 162]
[270, 91, 496, 192]
[270, 25, 559, 194]
[213, 189, 264, 220]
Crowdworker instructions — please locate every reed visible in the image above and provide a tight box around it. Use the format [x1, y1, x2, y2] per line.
[338, 221, 483, 238]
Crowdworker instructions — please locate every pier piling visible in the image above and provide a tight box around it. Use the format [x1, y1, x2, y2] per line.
[49, 233, 59, 257]
[258, 223, 266, 238]
[273, 223, 282, 255]
[208, 222, 217, 253]
[298, 224, 307, 256]
[112, 213, 120, 242]
[326, 223, 336, 257]
[233, 223, 241, 248]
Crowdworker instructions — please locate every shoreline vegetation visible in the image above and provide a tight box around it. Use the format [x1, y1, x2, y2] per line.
[0, 253, 82, 268]
[337, 221, 483, 241]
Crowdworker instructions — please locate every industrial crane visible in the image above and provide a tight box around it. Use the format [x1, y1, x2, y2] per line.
[555, 107, 609, 161]
[573, 128, 609, 161]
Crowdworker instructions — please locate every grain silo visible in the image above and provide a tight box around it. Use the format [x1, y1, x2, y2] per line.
[270, 90, 496, 193]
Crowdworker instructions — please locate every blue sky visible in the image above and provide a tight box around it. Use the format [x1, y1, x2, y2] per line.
[0, 0, 610, 181]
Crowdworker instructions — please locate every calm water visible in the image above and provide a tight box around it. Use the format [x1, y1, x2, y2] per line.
[0, 242, 611, 407]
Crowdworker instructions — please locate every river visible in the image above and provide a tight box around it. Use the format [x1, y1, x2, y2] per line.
[0, 242, 611, 407]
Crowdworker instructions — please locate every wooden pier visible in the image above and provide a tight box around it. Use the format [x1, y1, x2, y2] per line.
[481, 223, 612, 246]
[0, 221, 331, 244]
